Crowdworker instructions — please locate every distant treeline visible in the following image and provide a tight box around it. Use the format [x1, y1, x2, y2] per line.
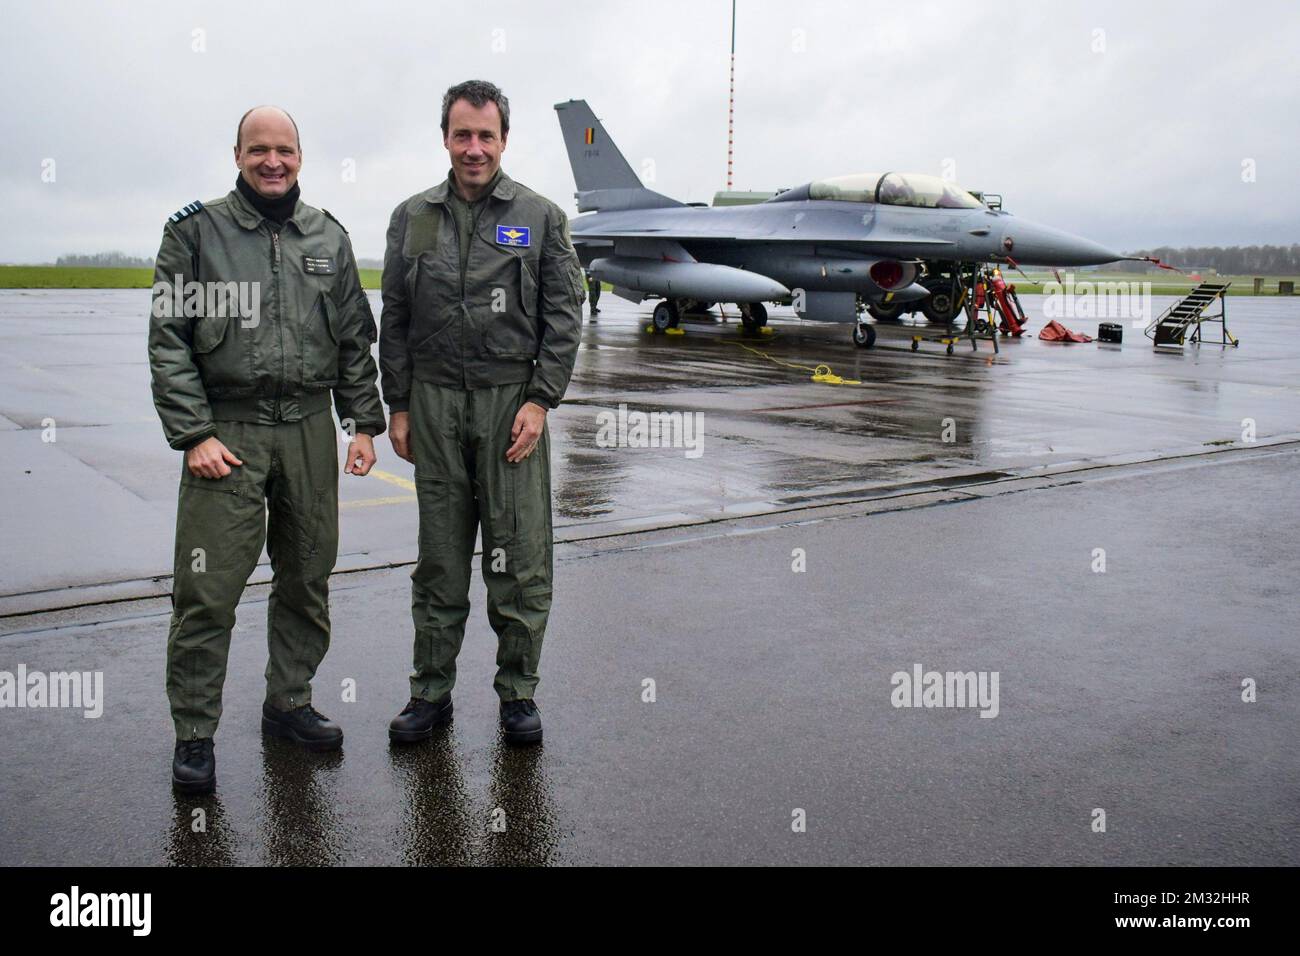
[56, 252, 154, 268]
[1099, 245, 1300, 275]
[48, 245, 1299, 275]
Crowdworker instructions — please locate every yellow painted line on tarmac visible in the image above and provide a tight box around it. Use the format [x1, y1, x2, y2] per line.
[341, 494, 416, 510]
[368, 468, 417, 492]
[339, 468, 418, 509]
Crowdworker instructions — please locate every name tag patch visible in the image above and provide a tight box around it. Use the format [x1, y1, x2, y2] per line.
[496, 225, 530, 247]
[303, 256, 337, 275]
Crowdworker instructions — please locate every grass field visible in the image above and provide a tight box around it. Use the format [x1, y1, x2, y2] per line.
[1, 265, 1295, 297]
[0, 266, 156, 288]
[1004, 272, 1299, 297]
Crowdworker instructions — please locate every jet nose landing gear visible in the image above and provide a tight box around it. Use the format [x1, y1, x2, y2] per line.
[852, 322, 877, 348]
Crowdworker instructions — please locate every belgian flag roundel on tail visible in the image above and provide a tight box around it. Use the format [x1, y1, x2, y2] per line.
[584, 127, 595, 145]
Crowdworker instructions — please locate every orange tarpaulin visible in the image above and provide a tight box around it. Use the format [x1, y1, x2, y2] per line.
[1037, 320, 1093, 343]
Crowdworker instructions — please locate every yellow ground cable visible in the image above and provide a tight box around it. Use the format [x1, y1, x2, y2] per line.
[724, 337, 862, 386]
[644, 310, 863, 385]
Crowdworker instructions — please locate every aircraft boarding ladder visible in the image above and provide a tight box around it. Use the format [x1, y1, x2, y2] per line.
[1145, 282, 1237, 348]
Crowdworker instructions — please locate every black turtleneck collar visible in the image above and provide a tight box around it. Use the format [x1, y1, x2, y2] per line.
[235, 175, 301, 226]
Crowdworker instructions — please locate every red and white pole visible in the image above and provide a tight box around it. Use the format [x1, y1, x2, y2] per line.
[727, 0, 736, 190]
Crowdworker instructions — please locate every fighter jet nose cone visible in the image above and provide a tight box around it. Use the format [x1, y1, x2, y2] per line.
[1001, 219, 1120, 267]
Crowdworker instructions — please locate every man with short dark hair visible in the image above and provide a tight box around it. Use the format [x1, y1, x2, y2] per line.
[380, 80, 584, 745]
[149, 106, 384, 793]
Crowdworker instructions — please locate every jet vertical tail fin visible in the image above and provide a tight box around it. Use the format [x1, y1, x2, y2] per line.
[554, 99, 684, 212]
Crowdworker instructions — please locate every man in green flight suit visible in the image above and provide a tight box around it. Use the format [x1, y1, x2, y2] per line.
[380, 80, 584, 745]
[586, 269, 601, 317]
[149, 106, 386, 794]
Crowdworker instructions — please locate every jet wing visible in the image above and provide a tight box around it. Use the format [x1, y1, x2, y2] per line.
[572, 225, 957, 249]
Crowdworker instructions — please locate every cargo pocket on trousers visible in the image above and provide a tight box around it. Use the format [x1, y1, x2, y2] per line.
[176, 474, 257, 573]
[297, 485, 331, 567]
[483, 464, 516, 549]
[518, 583, 552, 616]
[415, 475, 454, 555]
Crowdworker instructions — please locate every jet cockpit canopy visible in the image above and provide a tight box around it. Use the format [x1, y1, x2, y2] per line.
[808, 172, 985, 209]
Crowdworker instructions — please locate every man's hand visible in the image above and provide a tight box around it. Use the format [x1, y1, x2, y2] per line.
[388, 410, 414, 463]
[507, 401, 547, 463]
[345, 433, 377, 476]
[185, 436, 243, 479]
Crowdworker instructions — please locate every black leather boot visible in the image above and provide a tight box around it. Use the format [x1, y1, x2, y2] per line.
[500, 699, 543, 745]
[388, 695, 453, 743]
[172, 737, 216, 794]
[261, 701, 343, 751]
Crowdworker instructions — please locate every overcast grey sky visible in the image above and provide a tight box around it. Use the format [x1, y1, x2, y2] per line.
[1, 0, 1296, 262]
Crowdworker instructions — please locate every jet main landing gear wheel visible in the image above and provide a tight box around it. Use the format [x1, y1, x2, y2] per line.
[739, 301, 768, 334]
[921, 288, 962, 324]
[867, 301, 904, 321]
[651, 301, 680, 333]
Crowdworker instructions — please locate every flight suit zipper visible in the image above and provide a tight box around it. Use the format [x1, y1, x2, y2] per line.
[462, 197, 490, 390]
[460, 208, 469, 391]
[271, 229, 283, 419]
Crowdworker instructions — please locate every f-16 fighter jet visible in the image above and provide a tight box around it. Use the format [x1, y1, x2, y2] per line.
[555, 99, 1122, 346]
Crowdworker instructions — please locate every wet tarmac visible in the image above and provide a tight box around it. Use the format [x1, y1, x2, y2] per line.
[3, 290, 1298, 614]
[1, 290, 1298, 865]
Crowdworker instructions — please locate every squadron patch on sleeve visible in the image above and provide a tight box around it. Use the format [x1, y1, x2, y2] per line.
[168, 200, 204, 223]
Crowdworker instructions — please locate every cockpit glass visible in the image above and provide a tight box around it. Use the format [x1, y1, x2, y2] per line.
[808, 174, 881, 203]
[878, 172, 984, 209]
[808, 172, 985, 209]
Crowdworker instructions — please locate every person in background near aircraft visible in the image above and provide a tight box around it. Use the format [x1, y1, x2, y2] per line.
[586, 269, 601, 316]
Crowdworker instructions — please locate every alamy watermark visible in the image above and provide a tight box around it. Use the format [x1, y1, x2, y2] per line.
[1043, 273, 1152, 326]
[890, 663, 999, 718]
[595, 403, 704, 459]
[0, 665, 103, 718]
[50, 886, 150, 936]
[151, 275, 261, 328]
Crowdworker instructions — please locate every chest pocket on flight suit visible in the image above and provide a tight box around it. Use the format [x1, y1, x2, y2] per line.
[302, 290, 341, 389]
[405, 212, 455, 354]
[481, 249, 540, 361]
[192, 307, 253, 395]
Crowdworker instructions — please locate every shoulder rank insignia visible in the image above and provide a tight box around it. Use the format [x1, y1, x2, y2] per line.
[321, 208, 348, 234]
[168, 200, 204, 223]
[496, 224, 530, 247]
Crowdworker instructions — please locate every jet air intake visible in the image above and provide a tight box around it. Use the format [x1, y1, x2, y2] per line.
[869, 260, 905, 290]
[589, 257, 791, 302]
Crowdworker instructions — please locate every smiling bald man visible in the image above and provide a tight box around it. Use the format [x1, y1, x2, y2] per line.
[149, 105, 386, 794]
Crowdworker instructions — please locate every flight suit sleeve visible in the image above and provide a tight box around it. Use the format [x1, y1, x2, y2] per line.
[525, 205, 585, 410]
[379, 202, 413, 414]
[148, 218, 217, 451]
[332, 236, 387, 438]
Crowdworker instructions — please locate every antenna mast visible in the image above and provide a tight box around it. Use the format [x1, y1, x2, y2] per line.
[727, 0, 736, 190]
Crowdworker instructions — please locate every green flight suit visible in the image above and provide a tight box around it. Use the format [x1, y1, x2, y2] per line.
[380, 170, 584, 702]
[149, 186, 385, 739]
